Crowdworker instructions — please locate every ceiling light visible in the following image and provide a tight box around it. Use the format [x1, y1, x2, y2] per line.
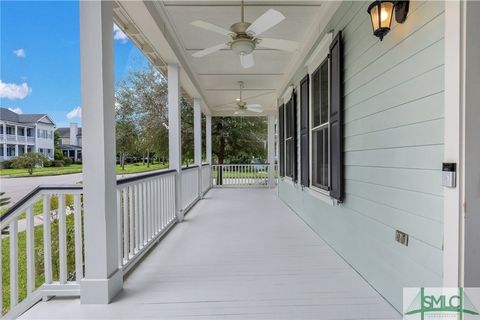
[231, 39, 255, 56]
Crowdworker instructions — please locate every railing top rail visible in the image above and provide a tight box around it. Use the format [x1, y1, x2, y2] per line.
[181, 165, 199, 172]
[212, 163, 270, 166]
[116, 168, 177, 186]
[201, 163, 210, 167]
[1, 184, 83, 222]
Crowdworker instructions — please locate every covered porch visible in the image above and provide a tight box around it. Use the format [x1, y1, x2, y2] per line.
[20, 188, 399, 319]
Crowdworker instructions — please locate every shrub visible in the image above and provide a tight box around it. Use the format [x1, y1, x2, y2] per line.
[10, 152, 49, 175]
[53, 160, 65, 167]
[63, 157, 72, 165]
[0, 159, 14, 169]
[54, 149, 64, 160]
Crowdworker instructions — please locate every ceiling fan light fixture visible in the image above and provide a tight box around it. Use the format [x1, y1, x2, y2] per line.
[231, 39, 255, 56]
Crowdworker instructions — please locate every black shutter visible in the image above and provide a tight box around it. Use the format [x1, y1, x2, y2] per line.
[300, 75, 309, 187]
[292, 91, 298, 182]
[279, 104, 285, 177]
[329, 31, 344, 201]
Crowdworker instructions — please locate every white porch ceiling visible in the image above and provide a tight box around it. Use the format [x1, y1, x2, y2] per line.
[115, 1, 327, 116]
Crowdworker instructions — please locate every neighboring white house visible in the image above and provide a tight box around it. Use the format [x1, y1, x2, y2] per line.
[57, 123, 82, 162]
[0, 107, 55, 161]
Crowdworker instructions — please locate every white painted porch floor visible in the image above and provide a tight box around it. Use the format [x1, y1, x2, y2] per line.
[21, 188, 400, 319]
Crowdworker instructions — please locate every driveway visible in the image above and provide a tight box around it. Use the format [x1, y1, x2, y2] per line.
[0, 170, 166, 206]
[0, 173, 84, 205]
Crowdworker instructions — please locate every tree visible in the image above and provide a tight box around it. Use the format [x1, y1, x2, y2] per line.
[212, 117, 267, 164]
[11, 152, 49, 175]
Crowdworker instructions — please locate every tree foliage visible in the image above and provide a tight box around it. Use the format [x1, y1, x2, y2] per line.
[212, 117, 267, 164]
[115, 66, 267, 166]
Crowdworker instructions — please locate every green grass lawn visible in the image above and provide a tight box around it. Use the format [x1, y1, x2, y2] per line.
[0, 162, 170, 178]
[1, 215, 78, 316]
[0, 164, 83, 177]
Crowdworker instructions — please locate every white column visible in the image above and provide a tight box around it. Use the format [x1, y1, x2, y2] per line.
[14, 144, 18, 157]
[14, 125, 18, 142]
[168, 63, 183, 221]
[193, 98, 202, 197]
[206, 115, 212, 164]
[267, 115, 275, 187]
[79, 0, 122, 303]
[3, 143, 6, 160]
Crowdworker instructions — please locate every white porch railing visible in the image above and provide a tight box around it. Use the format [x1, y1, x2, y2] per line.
[6, 135, 17, 143]
[0, 185, 84, 319]
[201, 163, 212, 193]
[116, 169, 177, 273]
[212, 164, 270, 187]
[181, 166, 200, 212]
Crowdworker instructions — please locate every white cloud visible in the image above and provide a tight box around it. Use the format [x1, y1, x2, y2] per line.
[13, 49, 26, 58]
[8, 107, 23, 114]
[0, 80, 32, 100]
[113, 24, 128, 43]
[66, 106, 82, 119]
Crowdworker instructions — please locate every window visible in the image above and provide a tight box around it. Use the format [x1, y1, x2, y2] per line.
[6, 126, 14, 135]
[18, 127, 25, 136]
[7, 145, 15, 156]
[310, 58, 329, 190]
[27, 128, 33, 137]
[285, 99, 294, 178]
[0, 126, 3, 134]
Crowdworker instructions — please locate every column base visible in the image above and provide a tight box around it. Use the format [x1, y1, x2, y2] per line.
[80, 268, 123, 304]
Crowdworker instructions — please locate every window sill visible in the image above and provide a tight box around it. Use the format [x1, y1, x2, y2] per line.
[305, 186, 335, 206]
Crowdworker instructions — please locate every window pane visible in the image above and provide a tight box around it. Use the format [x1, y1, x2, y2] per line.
[320, 61, 328, 124]
[323, 129, 329, 186]
[312, 129, 323, 187]
[312, 70, 320, 127]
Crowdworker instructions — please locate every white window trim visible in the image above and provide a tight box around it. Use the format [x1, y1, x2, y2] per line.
[305, 32, 332, 74]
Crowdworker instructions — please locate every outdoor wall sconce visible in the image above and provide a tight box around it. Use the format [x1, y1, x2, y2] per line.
[367, 1, 409, 40]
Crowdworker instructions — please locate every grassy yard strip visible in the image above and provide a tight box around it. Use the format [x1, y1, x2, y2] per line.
[0, 163, 170, 178]
[0, 164, 83, 177]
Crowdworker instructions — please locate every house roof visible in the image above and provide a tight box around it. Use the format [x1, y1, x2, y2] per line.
[57, 127, 82, 138]
[58, 144, 82, 150]
[0, 107, 54, 125]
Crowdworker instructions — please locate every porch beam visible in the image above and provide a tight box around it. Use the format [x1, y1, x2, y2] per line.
[193, 98, 202, 197]
[168, 63, 183, 222]
[79, 0, 123, 303]
[267, 115, 275, 187]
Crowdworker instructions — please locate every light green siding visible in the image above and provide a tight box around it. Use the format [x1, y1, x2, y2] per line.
[278, 1, 445, 310]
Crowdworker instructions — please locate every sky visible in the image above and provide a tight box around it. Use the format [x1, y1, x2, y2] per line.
[0, 0, 149, 128]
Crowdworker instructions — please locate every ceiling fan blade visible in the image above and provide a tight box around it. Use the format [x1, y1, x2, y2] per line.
[211, 91, 275, 109]
[216, 104, 238, 110]
[191, 20, 232, 36]
[192, 43, 228, 58]
[246, 104, 262, 109]
[246, 9, 285, 36]
[247, 108, 263, 113]
[234, 110, 244, 115]
[240, 53, 254, 69]
[259, 38, 299, 52]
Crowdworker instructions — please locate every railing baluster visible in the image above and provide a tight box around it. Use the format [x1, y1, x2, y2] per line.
[26, 206, 35, 294]
[74, 194, 83, 282]
[44, 194, 52, 284]
[58, 194, 67, 284]
[123, 188, 129, 261]
[10, 218, 18, 307]
[129, 186, 134, 257]
[140, 182, 145, 247]
[134, 184, 139, 253]
[116, 189, 122, 267]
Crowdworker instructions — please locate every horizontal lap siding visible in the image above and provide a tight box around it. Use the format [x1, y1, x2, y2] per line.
[279, 0, 444, 310]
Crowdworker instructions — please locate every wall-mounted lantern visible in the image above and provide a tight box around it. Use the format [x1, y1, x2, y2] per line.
[367, 1, 409, 41]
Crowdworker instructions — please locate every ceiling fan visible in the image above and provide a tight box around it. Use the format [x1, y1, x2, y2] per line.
[217, 81, 263, 115]
[191, 0, 299, 69]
